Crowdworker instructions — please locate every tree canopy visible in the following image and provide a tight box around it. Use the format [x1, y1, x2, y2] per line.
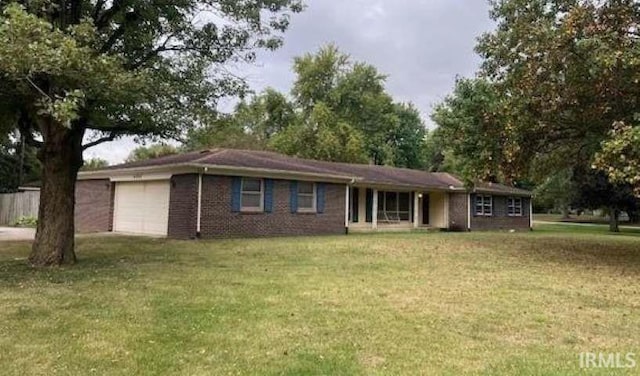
[126, 144, 178, 163]
[187, 45, 429, 168]
[432, 0, 640, 229]
[0, 0, 303, 265]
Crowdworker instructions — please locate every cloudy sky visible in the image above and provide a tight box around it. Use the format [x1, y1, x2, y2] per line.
[87, 0, 495, 164]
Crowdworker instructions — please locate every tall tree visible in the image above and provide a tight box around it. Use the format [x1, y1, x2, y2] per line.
[270, 102, 368, 163]
[432, 0, 640, 230]
[285, 44, 427, 166]
[431, 78, 525, 183]
[184, 89, 296, 151]
[476, 0, 640, 174]
[0, 0, 303, 266]
[388, 103, 427, 169]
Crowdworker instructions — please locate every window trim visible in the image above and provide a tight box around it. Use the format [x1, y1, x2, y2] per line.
[507, 197, 523, 217]
[377, 191, 411, 222]
[240, 178, 264, 212]
[475, 195, 493, 216]
[297, 182, 317, 213]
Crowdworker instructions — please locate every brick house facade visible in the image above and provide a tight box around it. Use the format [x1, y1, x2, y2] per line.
[75, 179, 113, 233]
[75, 149, 533, 237]
[470, 194, 531, 230]
[164, 174, 346, 239]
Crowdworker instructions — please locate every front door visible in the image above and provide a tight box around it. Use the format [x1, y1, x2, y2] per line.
[422, 194, 430, 225]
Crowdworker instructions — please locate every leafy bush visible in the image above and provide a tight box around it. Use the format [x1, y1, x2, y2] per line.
[13, 216, 37, 227]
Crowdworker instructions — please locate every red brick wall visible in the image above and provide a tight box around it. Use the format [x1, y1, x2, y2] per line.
[167, 174, 199, 239]
[470, 195, 531, 230]
[448, 193, 469, 231]
[199, 175, 346, 239]
[75, 179, 113, 233]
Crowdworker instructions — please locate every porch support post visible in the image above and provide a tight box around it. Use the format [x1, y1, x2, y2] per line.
[372, 189, 378, 230]
[344, 185, 350, 234]
[413, 191, 420, 228]
[529, 197, 533, 230]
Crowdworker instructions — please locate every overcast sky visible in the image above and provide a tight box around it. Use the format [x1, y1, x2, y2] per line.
[87, 0, 495, 164]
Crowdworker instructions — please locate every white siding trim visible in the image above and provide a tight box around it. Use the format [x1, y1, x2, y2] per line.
[196, 173, 203, 234]
[413, 192, 420, 228]
[372, 189, 378, 230]
[344, 185, 350, 230]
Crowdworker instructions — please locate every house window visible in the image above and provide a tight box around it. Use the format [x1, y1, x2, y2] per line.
[508, 197, 523, 216]
[297, 182, 316, 212]
[377, 191, 411, 222]
[241, 178, 263, 212]
[475, 195, 492, 216]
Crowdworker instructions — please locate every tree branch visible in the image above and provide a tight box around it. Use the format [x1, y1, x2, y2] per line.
[93, 0, 107, 21]
[82, 133, 116, 150]
[95, 0, 126, 30]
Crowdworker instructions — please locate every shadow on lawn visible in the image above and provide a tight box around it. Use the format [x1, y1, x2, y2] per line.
[0, 237, 166, 286]
[494, 234, 640, 274]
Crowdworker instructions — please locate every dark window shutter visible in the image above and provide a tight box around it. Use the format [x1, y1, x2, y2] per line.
[231, 177, 242, 212]
[410, 192, 414, 223]
[290, 181, 298, 213]
[352, 187, 359, 223]
[365, 188, 373, 223]
[264, 179, 274, 213]
[317, 183, 326, 213]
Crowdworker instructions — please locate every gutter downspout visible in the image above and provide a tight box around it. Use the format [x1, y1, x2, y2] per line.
[196, 169, 204, 238]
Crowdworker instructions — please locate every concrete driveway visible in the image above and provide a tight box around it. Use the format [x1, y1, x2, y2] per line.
[0, 227, 35, 241]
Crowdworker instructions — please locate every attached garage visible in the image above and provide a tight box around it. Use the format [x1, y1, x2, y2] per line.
[113, 180, 170, 236]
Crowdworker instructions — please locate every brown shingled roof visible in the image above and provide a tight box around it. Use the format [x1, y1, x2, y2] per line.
[99, 148, 531, 196]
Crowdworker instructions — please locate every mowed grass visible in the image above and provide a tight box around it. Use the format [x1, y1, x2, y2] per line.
[1, 226, 640, 375]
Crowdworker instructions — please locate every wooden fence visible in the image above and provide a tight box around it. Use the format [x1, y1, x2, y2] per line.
[0, 191, 40, 225]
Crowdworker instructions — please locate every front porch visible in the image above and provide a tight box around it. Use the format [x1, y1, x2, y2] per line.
[347, 187, 450, 232]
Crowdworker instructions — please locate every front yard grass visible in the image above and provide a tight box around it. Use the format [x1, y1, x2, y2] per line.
[1, 226, 639, 375]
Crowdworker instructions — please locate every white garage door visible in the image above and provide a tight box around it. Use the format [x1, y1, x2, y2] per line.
[113, 180, 170, 236]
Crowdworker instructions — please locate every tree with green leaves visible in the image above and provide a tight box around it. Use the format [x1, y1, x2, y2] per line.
[270, 102, 368, 163]
[594, 121, 640, 196]
[81, 157, 109, 170]
[279, 44, 427, 167]
[184, 89, 297, 151]
[431, 78, 526, 184]
[476, 0, 640, 229]
[0, 0, 303, 266]
[432, 0, 640, 230]
[476, 0, 640, 173]
[126, 144, 178, 163]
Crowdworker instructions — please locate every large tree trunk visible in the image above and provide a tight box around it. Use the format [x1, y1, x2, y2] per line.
[29, 123, 85, 267]
[609, 206, 620, 233]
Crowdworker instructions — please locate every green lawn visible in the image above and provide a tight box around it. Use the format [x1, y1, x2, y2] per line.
[1, 226, 639, 375]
